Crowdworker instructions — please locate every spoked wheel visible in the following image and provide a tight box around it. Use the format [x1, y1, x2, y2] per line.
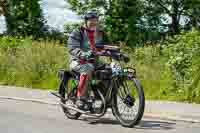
[60, 78, 81, 119]
[112, 77, 145, 127]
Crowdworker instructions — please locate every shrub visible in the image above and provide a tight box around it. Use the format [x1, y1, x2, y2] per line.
[163, 30, 200, 101]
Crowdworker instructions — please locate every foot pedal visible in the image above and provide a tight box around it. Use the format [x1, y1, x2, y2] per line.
[50, 92, 66, 101]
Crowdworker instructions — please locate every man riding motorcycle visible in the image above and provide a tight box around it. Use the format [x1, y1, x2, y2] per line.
[67, 10, 112, 111]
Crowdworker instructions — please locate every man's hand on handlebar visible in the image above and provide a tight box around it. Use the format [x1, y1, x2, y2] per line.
[81, 50, 95, 60]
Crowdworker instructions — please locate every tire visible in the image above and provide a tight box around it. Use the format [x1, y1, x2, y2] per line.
[59, 78, 81, 120]
[112, 77, 145, 127]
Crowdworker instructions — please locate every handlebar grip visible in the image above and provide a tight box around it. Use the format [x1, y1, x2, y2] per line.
[121, 54, 130, 63]
[111, 52, 130, 63]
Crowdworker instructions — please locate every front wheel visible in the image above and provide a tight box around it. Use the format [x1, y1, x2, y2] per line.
[112, 77, 145, 127]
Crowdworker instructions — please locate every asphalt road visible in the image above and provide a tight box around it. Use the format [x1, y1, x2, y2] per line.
[0, 99, 200, 133]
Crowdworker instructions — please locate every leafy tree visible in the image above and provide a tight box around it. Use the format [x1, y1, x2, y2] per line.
[184, 0, 200, 30]
[67, 0, 144, 46]
[67, 0, 200, 45]
[147, 0, 200, 34]
[6, 0, 47, 37]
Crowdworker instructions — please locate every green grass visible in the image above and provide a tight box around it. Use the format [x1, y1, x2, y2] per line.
[0, 36, 199, 103]
[0, 37, 68, 90]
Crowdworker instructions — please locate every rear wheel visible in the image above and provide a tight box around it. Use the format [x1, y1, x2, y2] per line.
[60, 78, 81, 119]
[112, 77, 145, 127]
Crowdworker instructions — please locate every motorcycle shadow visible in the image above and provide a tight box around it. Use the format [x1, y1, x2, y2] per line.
[80, 117, 176, 130]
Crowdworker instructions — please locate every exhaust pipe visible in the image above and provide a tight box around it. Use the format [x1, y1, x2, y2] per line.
[60, 102, 87, 114]
[60, 102, 102, 118]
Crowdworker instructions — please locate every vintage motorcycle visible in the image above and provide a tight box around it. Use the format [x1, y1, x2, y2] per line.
[51, 45, 145, 127]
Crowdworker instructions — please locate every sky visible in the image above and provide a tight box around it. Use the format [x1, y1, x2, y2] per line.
[0, 15, 6, 34]
[0, 0, 80, 33]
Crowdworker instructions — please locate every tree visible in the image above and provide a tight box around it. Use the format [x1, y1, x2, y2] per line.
[6, 0, 47, 37]
[184, 0, 200, 29]
[0, 0, 6, 15]
[67, 0, 200, 45]
[148, 0, 200, 34]
[67, 0, 144, 46]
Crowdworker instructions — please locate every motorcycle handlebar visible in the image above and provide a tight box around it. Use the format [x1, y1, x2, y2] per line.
[96, 49, 130, 63]
[80, 45, 130, 63]
[95, 44, 120, 51]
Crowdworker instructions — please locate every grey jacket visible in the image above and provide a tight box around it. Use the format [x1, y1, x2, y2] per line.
[67, 26, 110, 63]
